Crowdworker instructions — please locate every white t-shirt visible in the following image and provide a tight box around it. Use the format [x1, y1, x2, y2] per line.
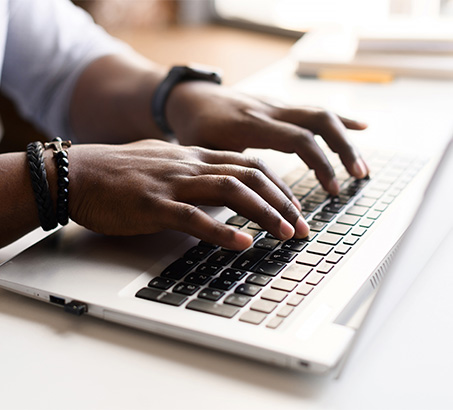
[0, 0, 130, 140]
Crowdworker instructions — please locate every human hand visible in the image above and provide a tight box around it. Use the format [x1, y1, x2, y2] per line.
[166, 82, 369, 196]
[67, 140, 308, 250]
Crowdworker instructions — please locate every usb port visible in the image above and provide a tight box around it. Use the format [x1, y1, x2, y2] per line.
[49, 295, 65, 306]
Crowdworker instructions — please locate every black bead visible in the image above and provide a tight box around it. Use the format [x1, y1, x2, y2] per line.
[58, 177, 69, 189]
[57, 166, 69, 177]
[55, 150, 68, 160]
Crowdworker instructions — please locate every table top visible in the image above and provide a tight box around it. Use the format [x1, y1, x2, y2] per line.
[1, 29, 453, 410]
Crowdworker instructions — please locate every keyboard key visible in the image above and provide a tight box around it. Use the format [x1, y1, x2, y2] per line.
[343, 235, 360, 246]
[161, 259, 197, 280]
[336, 214, 360, 226]
[266, 317, 284, 329]
[198, 240, 218, 249]
[246, 273, 272, 287]
[224, 294, 251, 307]
[374, 202, 388, 212]
[281, 264, 312, 282]
[301, 201, 320, 213]
[261, 289, 288, 303]
[359, 219, 374, 228]
[362, 189, 383, 199]
[254, 237, 280, 251]
[335, 244, 352, 255]
[232, 248, 268, 270]
[306, 242, 333, 256]
[207, 250, 237, 265]
[366, 210, 381, 220]
[173, 283, 200, 295]
[187, 300, 239, 318]
[250, 299, 278, 314]
[296, 283, 314, 296]
[277, 305, 294, 317]
[326, 253, 343, 264]
[184, 246, 213, 261]
[355, 197, 376, 208]
[346, 205, 368, 217]
[235, 283, 261, 297]
[270, 249, 297, 263]
[317, 233, 342, 246]
[252, 260, 286, 276]
[198, 288, 224, 301]
[247, 222, 264, 231]
[307, 220, 327, 232]
[296, 253, 323, 267]
[351, 227, 367, 236]
[271, 278, 297, 292]
[305, 272, 324, 286]
[287, 294, 304, 306]
[306, 192, 329, 203]
[327, 223, 351, 236]
[148, 277, 175, 290]
[184, 272, 211, 286]
[136, 288, 187, 306]
[195, 263, 222, 276]
[322, 202, 345, 213]
[313, 211, 336, 222]
[220, 268, 246, 281]
[239, 310, 267, 325]
[281, 238, 308, 252]
[301, 231, 318, 242]
[209, 277, 236, 291]
[317, 262, 334, 274]
[239, 227, 262, 240]
[226, 215, 248, 227]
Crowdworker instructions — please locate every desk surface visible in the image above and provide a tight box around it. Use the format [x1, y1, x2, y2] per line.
[1, 27, 453, 410]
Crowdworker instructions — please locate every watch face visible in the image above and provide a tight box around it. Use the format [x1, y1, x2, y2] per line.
[180, 65, 222, 84]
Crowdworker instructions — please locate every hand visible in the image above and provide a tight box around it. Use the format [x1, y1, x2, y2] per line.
[166, 82, 369, 196]
[67, 140, 308, 250]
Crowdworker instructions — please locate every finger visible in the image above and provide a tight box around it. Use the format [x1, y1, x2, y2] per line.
[181, 165, 307, 237]
[231, 111, 340, 195]
[338, 115, 368, 130]
[174, 174, 310, 240]
[160, 200, 253, 250]
[195, 147, 301, 210]
[273, 107, 369, 179]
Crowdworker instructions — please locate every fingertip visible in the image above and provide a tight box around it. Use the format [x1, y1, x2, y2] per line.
[327, 178, 340, 196]
[352, 157, 369, 179]
[279, 219, 295, 239]
[294, 216, 310, 238]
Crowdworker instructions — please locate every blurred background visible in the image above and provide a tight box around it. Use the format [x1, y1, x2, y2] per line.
[2, 0, 452, 151]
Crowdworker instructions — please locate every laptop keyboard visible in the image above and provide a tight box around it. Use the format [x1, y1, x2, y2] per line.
[135, 150, 426, 329]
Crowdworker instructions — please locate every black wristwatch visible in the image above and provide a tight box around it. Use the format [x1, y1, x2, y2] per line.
[151, 65, 222, 135]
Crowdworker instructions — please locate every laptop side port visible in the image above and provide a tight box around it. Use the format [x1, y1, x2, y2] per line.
[49, 295, 65, 306]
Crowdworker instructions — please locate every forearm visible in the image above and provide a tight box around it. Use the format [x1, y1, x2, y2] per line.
[69, 53, 167, 144]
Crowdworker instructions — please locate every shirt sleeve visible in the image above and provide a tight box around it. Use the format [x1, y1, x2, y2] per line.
[0, 0, 132, 139]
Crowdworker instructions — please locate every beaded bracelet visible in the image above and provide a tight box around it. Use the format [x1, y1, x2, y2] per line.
[44, 137, 72, 226]
[26, 141, 58, 231]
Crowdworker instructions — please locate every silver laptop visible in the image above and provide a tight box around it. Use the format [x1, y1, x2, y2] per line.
[0, 136, 449, 374]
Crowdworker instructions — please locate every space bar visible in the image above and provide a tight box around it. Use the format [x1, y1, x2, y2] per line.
[186, 300, 239, 318]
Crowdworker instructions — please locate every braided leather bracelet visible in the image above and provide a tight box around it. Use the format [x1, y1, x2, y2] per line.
[26, 141, 58, 231]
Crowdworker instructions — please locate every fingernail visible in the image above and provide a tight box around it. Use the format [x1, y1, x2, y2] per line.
[295, 216, 310, 238]
[279, 219, 295, 239]
[353, 158, 368, 179]
[234, 230, 253, 249]
[327, 178, 340, 196]
[292, 196, 302, 211]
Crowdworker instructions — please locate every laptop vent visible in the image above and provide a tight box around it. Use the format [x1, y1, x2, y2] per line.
[369, 243, 401, 289]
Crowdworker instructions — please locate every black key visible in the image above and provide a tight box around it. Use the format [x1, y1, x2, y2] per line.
[252, 260, 286, 276]
[330, 195, 352, 205]
[220, 268, 247, 281]
[301, 201, 320, 213]
[148, 277, 175, 290]
[313, 211, 336, 222]
[198, 288, 224, 301]
[184, 246, 213, 261]
[246, 273, 272, 286]
[184, 272, 211, 285]
[198, 240, 219, 249]
[254, 237, 281, 251]
[231, 248, 268, 271]
[305, 193, 329, 203]
[195, 263, 222, 276]
[173, 282, 200, 295]
[186, 300, 239, 318]
[209, 277, 237, 291]
[322, 202, 345, 213]
[224, 294, 251, 307]
[160, 258, 197, 280]
[281, 238, 308, 252]
[235, 283, 262, 297]
[270, 249, 297, 263]
[307, 220, 327, 232]
[207, 250, 237, 266]
[136, 288, 187, 306]
[225, 215, 249, 227]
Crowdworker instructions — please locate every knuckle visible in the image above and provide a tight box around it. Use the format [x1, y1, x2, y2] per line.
[217, 175, 241, 191]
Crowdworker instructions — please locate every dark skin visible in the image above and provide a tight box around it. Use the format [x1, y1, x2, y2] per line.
[0, 54, 368, 249]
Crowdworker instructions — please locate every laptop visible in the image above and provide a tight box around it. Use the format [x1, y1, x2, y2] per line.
[0, 134, 449, 374]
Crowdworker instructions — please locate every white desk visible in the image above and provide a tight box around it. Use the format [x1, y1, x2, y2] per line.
[1, 60, 453, 410]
